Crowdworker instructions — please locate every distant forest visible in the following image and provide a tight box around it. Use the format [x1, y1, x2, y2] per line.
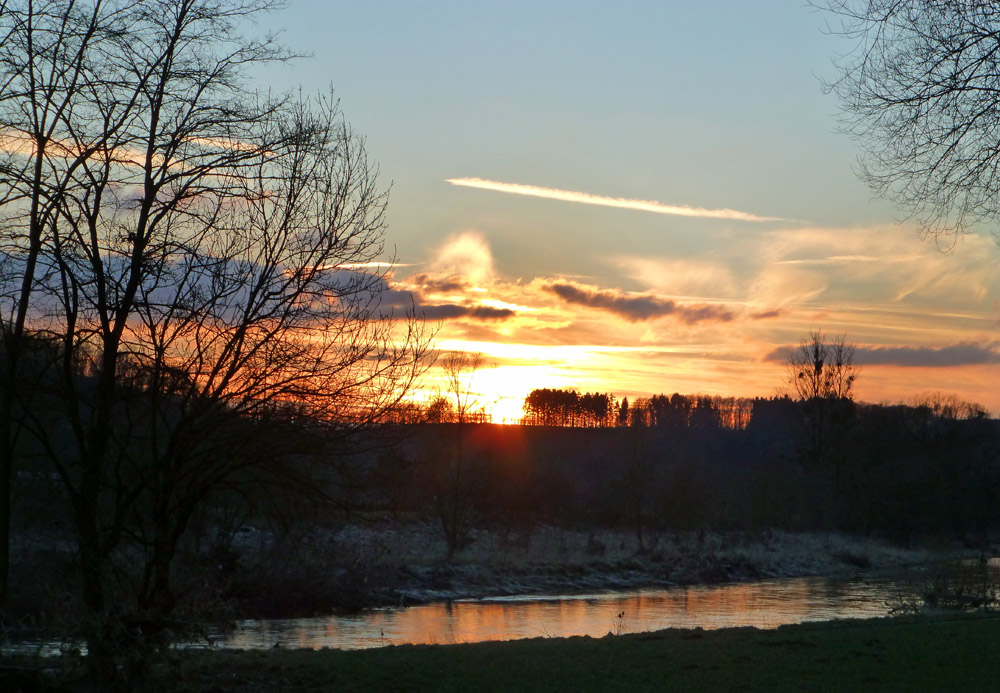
[521, 389, 753, 429]
[363, 388, 999, 555]
[391, 386, 987, 430]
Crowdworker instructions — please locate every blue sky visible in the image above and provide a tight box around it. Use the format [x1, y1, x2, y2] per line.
[252, 1, 1000, 416]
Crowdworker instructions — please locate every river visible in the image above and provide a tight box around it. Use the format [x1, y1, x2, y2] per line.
[9, 562, 992, 656]
[215, 573, 916, 651]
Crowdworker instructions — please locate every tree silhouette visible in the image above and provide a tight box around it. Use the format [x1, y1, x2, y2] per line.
[786, 331, 858, 402]
[819, 0, 1000, 244]
[785, 331, 859, 502]
[522, 388, 615, 427]
[0, 0, 425, 679]
[433, 352, 486, 559]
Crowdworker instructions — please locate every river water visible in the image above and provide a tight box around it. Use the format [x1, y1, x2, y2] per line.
[10, 563, 992, 655]
[216, 573, 913, 651]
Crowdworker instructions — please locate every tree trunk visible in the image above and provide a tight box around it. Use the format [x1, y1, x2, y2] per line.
[77, 500, 115, 683]
[0, 429, 11, 605]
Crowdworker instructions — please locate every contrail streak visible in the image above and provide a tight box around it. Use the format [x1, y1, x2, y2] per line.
[446, 177, 794, 222]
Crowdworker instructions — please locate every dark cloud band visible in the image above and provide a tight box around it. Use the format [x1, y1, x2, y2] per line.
[764, 342, 1000, 367]
[543, 281, 734, 324]
[416, 304, 514, 321]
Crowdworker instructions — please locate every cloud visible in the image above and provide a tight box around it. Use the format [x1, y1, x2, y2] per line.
[417, 304, 515, 321]
[389, 234, 521, 322]
[377, 286, 418, 309]
[542, 280, 734, 324]
[856, 343, 1000, 367]
[429, 232, 495, 287]
[377, 269, 514, 323]
[763, 342, 1000, 367]
[616, 256, 738, 298]
[775, 254, 921, 266]
[397, 221, 1000, 411]
[337, 261, 413, 270]
[0, 129, 257, 170]
[753, 224, 1000, 309]
[406, 272, 472, 295]
[446, 177, 796, 222]
[379, 283, 515, 322]
[380, 287, 515, 322]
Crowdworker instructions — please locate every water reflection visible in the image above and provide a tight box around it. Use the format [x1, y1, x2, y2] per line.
[219, 575, 897, 651]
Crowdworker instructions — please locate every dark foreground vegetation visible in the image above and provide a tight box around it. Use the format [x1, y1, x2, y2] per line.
[4, 612, 994, 692]
[0, 0, 428, 684]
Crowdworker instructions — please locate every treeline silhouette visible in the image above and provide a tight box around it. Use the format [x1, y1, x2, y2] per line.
[522, 389, 754, 430]
[523, 389, 616, 427]
[387, 388, 757, 428]
[365, 393, 999, 550]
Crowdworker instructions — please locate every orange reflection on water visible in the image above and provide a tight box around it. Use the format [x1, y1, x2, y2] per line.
[221, 576, 895, 651]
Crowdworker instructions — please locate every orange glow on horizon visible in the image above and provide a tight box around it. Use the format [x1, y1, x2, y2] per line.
[410, 342, 1000, 419]
[397, 220, 1000, 418]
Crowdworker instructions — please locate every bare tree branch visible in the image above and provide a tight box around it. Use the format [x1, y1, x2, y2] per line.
[0, 0, 427, 681]
[817, 0, 1000, 245]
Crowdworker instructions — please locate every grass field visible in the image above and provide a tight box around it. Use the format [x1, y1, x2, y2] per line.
[127, 612, 1000, 691]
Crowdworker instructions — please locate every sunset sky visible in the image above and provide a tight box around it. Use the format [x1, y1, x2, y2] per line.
[263, 1, 1000, 417]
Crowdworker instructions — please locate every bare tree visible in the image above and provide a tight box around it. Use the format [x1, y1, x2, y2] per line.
[910, 391, 989, 420]
[0, 0, 425, 680]
[0, 0, 140, 608]
[786, 330, 858, 402]
[817, 1, 1000, 244]
[432, 351, 486, 559]
[424, 394, 455, 423]
[441, 351, 486, 424]
[786, 330, 859, 497]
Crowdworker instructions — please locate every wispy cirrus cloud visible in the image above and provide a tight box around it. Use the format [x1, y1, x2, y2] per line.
[337, 261, 414, 270]
[775, 254, 921, 267]
[446, 177, 796, 222]
[542, 280, 735, 324]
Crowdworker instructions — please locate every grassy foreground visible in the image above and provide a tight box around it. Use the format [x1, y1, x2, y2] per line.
[131, 613, 1000, 692]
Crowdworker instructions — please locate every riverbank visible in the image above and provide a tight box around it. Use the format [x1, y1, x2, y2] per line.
[233, 523, 971, 614]
[5, 522, 978, 627]
[116, 611, 1000, 691]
